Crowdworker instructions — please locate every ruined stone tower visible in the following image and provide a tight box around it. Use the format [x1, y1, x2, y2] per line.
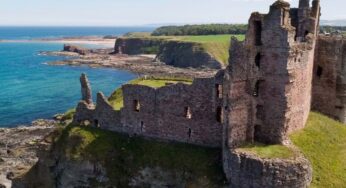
[223, 0, 321, 147]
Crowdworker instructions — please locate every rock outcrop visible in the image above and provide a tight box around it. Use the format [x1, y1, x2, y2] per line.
[63, 44, 91, 55]
[114, 38, 163, 55]
[155, 41, 223, 69]
[0, 120, 57, 188]
[80, 73, 93, 105]
[114, 38, 224, 69]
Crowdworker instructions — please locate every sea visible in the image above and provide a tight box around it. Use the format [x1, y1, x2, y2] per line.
[0, 26, 154, 127]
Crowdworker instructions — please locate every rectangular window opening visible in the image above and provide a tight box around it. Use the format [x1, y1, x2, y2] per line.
[185, 107, 192, 119]
[316, 66, 323, 78]
[134, 100, 141, 112]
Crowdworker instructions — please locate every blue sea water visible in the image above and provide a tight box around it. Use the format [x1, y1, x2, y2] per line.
[0, 27, 153, 127]
[0, 26, 155, 40]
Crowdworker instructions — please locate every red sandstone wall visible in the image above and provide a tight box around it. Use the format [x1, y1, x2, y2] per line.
[224, 0, 320, 145]
[312, 36, 346, 122]
[121, 77, 224, 147]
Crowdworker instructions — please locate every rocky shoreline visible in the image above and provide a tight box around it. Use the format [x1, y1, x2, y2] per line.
[41, 50, 218, 79]
[0, 120, 59, 188]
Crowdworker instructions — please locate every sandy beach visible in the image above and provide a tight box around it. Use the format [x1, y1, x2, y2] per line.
[0, 36, 116, 48]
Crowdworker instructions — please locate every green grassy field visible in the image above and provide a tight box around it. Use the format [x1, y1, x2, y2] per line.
[122, 34, 245, 65]
[176, 35, 245, 64]
[237, 143, 296, 159]
[108, 77, 192, 110]
[290, 112, 346, 188]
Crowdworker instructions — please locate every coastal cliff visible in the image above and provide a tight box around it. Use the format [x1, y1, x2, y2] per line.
[155, 40, 223, 69]
[114, 37, 224, 69]
[8, 125, 227, 188]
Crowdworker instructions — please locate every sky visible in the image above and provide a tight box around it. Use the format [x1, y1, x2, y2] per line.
[0, 0, 344, 26]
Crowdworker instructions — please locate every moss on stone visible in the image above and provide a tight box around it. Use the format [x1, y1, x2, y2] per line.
[237, 143, 296, 159]
[108, 77, 192, 110]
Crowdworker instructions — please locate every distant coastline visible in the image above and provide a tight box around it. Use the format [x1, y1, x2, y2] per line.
[0, 36, 116, 48]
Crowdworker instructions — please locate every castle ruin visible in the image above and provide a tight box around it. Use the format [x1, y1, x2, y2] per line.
[72, 0, 346, 187]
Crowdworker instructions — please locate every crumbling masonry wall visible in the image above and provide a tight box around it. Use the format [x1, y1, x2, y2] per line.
[74, 73, 225, 147]
[312, 36, 346, 122]
[223, 0, 320, 148]
[222, 0, 318, 187]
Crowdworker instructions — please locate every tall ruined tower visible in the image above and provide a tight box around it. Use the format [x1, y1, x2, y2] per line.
[222, 0, 320, 186]
[223, 0, 321, 148]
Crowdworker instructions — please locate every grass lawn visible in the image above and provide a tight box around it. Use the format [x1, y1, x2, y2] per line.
[108, 77, 192, 110]
[172, 35, 245, 65]
[56, 125, 226, 187]
[122, 34, 245, 65]
[290, 112, 346, 188]
[237, 143, 296, 159]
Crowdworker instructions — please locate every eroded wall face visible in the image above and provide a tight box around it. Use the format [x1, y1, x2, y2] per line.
[224, 1, 320, 146]
[120, 77, 224, 147]
[312, 36, 346, 122]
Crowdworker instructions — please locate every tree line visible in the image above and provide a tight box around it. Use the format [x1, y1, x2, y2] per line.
[151, 24, 248, 36]
[151, 24, 346, 36]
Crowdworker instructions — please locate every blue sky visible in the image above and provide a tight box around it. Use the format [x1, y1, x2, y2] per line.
[0, 0, 344, 26]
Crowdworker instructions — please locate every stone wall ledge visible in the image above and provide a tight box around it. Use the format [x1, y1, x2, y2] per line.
[224, 146, 312, 188]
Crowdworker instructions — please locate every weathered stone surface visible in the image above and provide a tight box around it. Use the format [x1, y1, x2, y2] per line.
[155, 41, 224, 69]
[114, 38, 163, 55]
[74, 74, 224, 147]
[80, 73, 93, 105]
[223, 149, 312, 188]
[63, 44, 90, 55]
[114, 38, 224, 69]
[73, 1, 323, 187]
[312, 35, 346, 122]
[0, 120, 57, 188]
[224, 0, 320, 146]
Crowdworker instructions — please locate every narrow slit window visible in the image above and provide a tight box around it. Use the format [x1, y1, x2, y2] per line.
[185, 107, 192, 119]
[254, 21, 262, 46]
[134, 100, 140, 112]
[253, 81, 260, 97]
[216, 106, 223, 123]
[316, 66, 323, 78]
[254, 124, 261, 142]
[140, 121, 144, 132]
[94, 119, 99, 128]
[215, 84, 223, 99]
[255, 53, 261, 68]
[188, 128, 192, 138]
[281, 9, 286, 25]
